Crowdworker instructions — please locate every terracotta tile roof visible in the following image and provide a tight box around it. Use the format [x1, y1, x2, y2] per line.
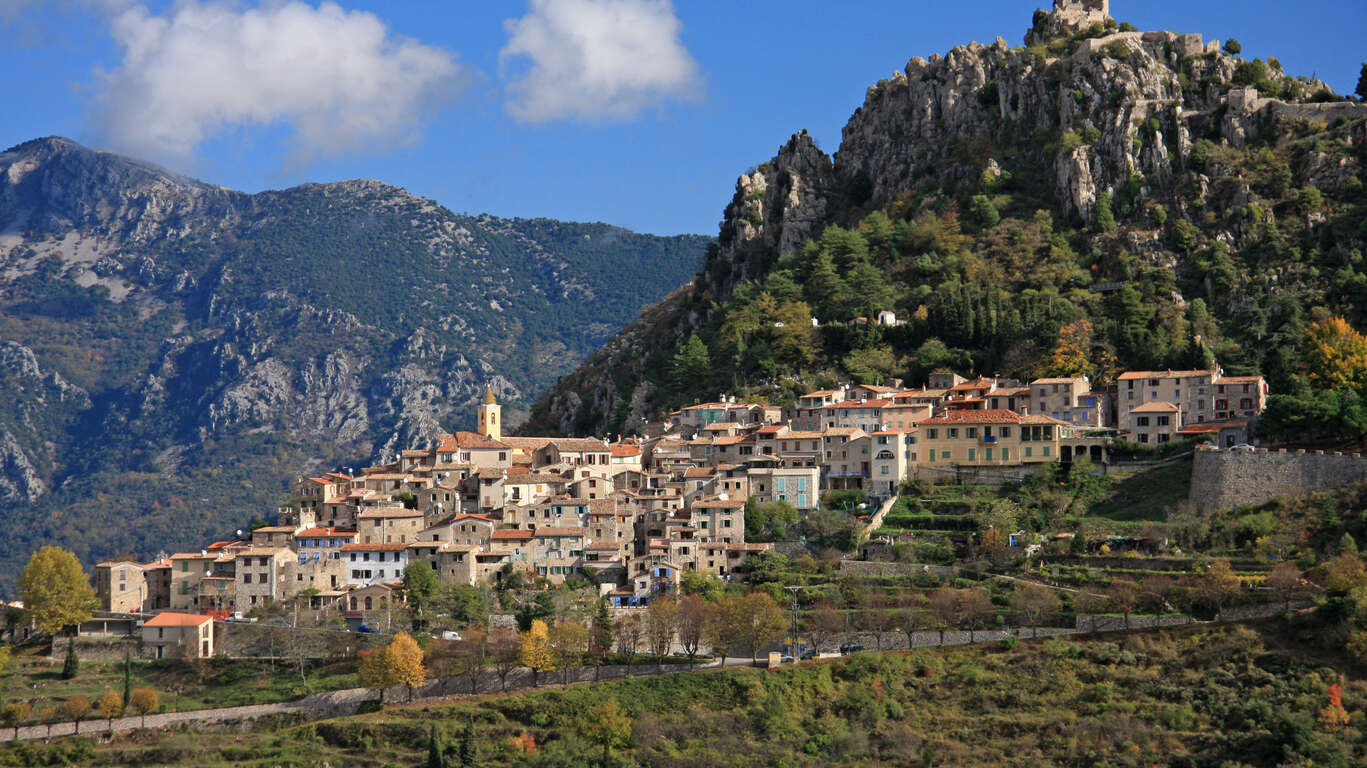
[693, 498, 745, 509]
[252, 526, 296, 533]
[296, 527, 358, 538]
[949, 377, 997, 391]
[1130, 401, 1180, 413]
[550, 438, 611, 452]
[1118, 369, 1216, 381]
[490, 529, 534, 541]
[822, 427, 867, 437]
[610, 444, 642, 457]
[357, 507, 423, 519]
[144, 612, 213, 627]
[95, 560, 139, 568]
[532, 526, 586, 537]
[825, 399, 892, 409]
[340, 543, 409, 552]
[436, 432, 510, 451]
[451, 513, 496, 523]
[170, 552, 215, 560]
[701, 421, 743, 431]
[499, 437, 556, 449]
[1215, 375, 1264, 384]
[1030, 377, 1085, 385]
[920, 409, 1024, 426]
[505, 474, 564, 485]
[589, 499, 617, 516]
[782, 430, 823, 439]
[683, 467, 714, 479]
[1020, 414, 1069, 425]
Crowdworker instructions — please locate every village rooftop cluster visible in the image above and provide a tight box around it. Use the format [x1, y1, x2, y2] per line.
[95, 366, 1266, 657]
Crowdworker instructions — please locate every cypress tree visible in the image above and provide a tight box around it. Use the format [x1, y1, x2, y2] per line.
[61, 637, 79, 680]
[122, 650, 132, 707]
[459, 718, 477, 766]
[426, 724, 445, 768]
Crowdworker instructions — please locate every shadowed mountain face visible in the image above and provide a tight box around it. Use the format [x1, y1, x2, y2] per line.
[524, 5, 1367, 438]
[0, 137, 708, 589]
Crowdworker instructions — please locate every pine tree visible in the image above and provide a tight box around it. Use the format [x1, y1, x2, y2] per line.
[1355, 62, 1366, 101]
[1094, 191, 1116, 232]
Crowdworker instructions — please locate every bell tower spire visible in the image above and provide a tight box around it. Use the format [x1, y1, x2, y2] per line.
[477, 387, 501, 441]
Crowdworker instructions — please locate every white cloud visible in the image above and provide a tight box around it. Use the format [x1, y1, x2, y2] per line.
[90, 2, 467, 164]
[500, 0, 701, 123]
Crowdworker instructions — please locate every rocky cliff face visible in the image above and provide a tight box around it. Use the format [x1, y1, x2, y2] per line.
[525, 1, 1367, 437]
[0, 138, 707, 585]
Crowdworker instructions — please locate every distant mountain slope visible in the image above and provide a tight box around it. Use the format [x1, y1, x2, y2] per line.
[524, 2, 1367, 437]
[0, 137, 708, 589]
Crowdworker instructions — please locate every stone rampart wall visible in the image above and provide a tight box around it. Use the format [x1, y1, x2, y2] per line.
[1189, 447, 1367, 513]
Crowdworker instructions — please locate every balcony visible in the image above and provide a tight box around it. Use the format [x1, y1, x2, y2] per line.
[826, 470, 869, 478]
[978, 435, 998, 444]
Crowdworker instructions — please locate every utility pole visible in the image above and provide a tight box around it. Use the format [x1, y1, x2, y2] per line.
[784, 585, 801, 656]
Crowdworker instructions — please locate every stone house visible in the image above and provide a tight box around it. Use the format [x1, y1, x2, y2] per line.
[168, 552, 218, 611]
[1029, 376, 1107, 427]
[233, 547, 293, 614]
[746, 462, 820, 510]
[530, 527, 586, 582]
[1128, 401, 1181, 445]
[1212, 375, 1268, 423]
[1117, 369, 1219, 431]
[356, 506, 424, 545]
[95, 561, 147, 613]
[142, 558, 172, 611]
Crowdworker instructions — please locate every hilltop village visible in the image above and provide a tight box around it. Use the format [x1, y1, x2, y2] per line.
[94, 364, 1268, 634]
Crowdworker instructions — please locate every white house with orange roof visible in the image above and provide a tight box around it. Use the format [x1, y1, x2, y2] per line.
[143, 612, 214, 659]
[340, 542, 409, 587]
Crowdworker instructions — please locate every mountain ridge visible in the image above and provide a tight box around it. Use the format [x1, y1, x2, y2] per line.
[524, 1, 1367, 437]
[0, 137, 709, 589]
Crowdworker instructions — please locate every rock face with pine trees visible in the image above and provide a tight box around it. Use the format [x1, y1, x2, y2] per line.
[0, 137, 707, 587]
[524, 0, 1367, 437]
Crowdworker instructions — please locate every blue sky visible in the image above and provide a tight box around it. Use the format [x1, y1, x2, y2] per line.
[1, 1, 1363, 236]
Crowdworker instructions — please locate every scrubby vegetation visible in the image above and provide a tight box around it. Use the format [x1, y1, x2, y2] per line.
[22, 622, 1365, 767]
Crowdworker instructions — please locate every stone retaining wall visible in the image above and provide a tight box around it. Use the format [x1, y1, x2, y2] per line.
[1189, 447, 1367, 513]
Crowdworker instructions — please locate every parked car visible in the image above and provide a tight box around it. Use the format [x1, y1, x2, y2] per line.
[799, 649, 817, 660]
[779, 655, 795, 664]
[357, 624, 379, 634]
[440, 631, 463, 641]
[839, 643, 865, 655]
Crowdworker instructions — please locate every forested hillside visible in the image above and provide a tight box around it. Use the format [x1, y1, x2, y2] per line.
[525, 4, 1367, 439]
[0, 137, 707, 590]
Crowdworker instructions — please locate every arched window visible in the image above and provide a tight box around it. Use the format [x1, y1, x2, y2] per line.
[365, 596, 373, 610]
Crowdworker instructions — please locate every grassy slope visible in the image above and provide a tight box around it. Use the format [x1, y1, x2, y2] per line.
[0, 646, 359, 717]
[24, 621, 1362, 768]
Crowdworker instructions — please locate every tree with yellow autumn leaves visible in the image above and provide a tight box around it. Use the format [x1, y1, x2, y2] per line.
[1302, 316, 1367, 394]
[519, 619, 554, 687]
[359, 631, 426, 702]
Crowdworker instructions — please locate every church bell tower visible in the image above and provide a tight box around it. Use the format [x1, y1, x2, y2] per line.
[477, 387, 501, 441]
